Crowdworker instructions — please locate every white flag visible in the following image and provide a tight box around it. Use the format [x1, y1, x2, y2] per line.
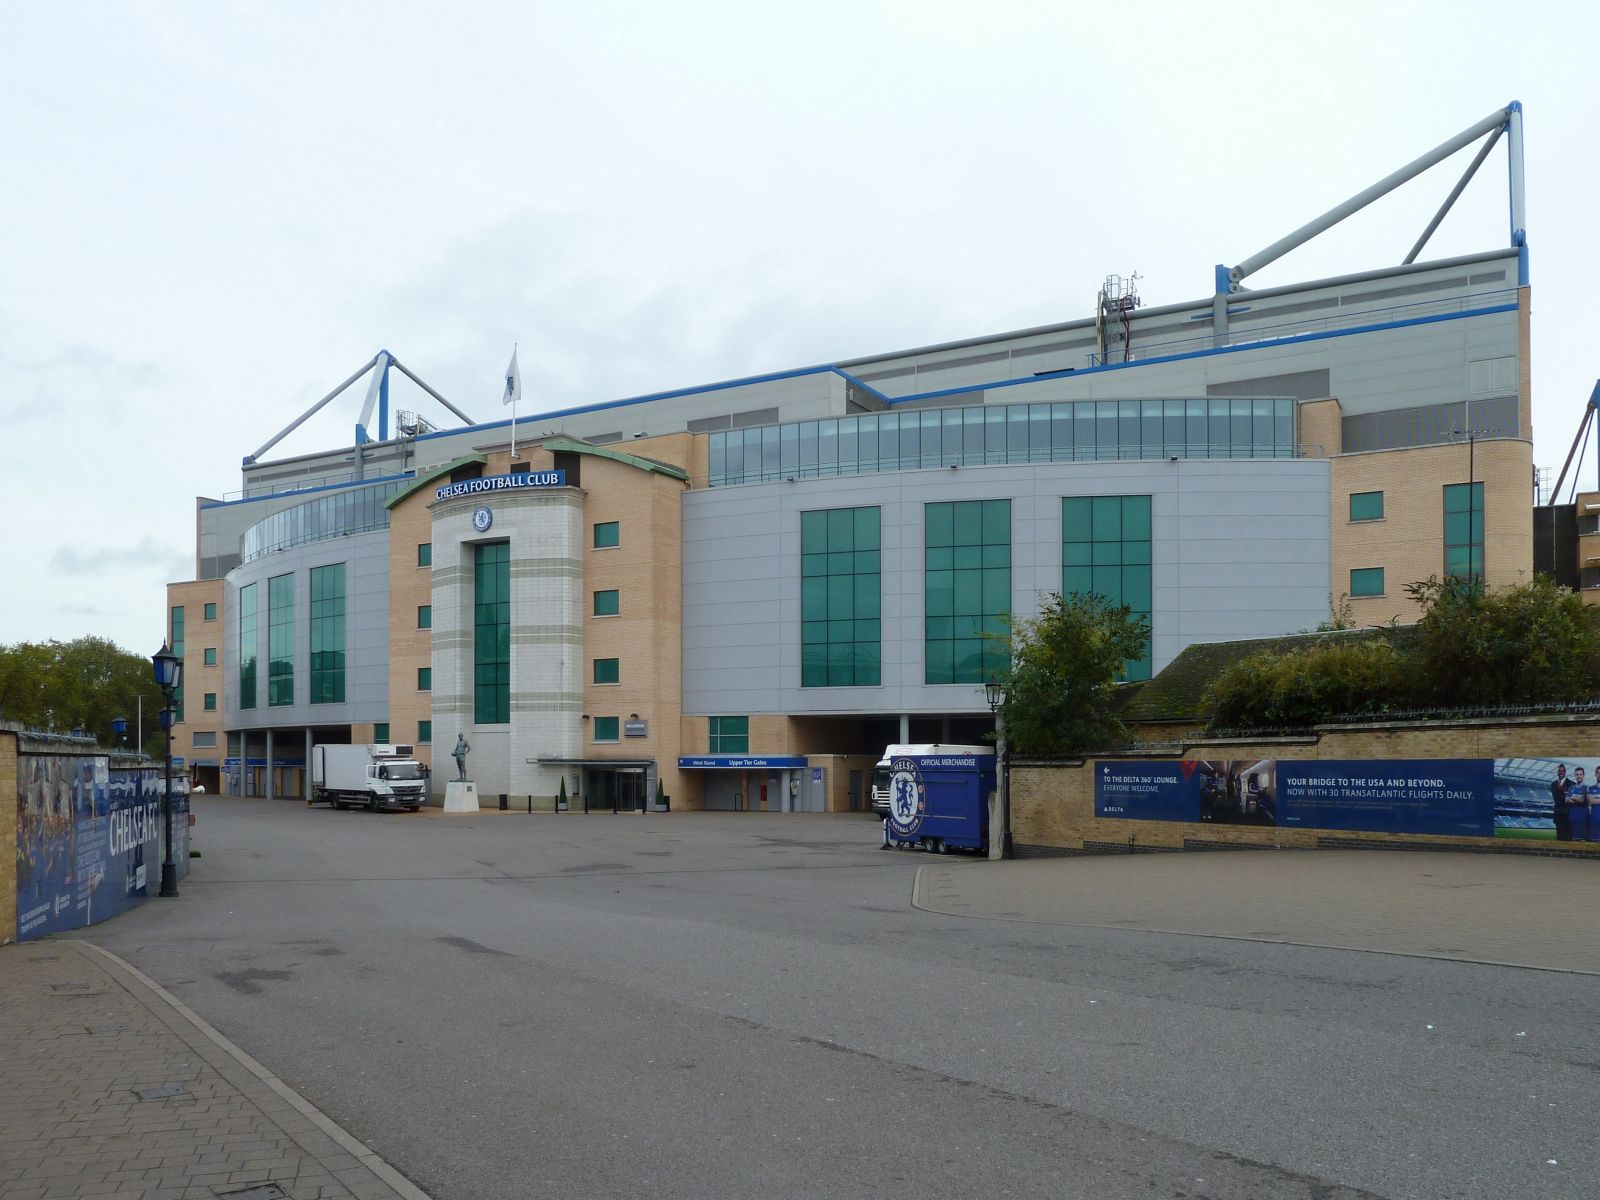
[502, 347, 521, 407]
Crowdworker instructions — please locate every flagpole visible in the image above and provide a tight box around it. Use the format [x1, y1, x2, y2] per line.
[510, 341, 518, 461]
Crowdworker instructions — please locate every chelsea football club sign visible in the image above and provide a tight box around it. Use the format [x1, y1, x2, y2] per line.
[435, 470, 566, 502]
[885, 756, 927, 838]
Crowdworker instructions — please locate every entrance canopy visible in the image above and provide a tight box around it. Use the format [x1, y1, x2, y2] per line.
[678, 755, 806, 770]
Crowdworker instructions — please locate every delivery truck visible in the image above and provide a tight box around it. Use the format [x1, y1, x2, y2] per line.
[310, 744, 428, 812]
[872, 743, 996, 853]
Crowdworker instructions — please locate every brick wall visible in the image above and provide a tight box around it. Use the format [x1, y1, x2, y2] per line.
[1013, 715, 1600, 857]
[1, 727, 16, 943]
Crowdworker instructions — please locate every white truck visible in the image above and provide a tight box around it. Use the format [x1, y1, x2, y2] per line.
[310, 744, 428, 812]
[870, 743, 993, 816]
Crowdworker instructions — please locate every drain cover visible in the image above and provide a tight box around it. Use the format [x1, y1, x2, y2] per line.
[214, 1185, 288, 1199]
[134, 1085, 190, 1101]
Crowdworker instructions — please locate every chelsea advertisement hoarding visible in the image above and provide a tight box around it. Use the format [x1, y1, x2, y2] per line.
[1095, 757, 1600, 843]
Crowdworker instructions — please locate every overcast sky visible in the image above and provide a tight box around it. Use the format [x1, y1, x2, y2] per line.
[3, 1, 1596, 655]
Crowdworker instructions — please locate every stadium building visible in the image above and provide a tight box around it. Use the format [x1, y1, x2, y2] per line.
[165, 104, 1539, 812]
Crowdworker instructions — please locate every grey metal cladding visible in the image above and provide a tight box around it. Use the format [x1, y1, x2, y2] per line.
[687, 415, 733, 432]
[1207, 370, 1332, 402]
[1468, 270, 1507, 285]
[1228, 297, 1340, 322]
[731, 407, 781, 428]
[1342, 274, 1470, 305]
[1340, 395, 1519, 453]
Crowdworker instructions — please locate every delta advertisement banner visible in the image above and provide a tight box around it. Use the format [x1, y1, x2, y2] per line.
[15, 756, 190, 941]
[1095, 756, 1600, 844]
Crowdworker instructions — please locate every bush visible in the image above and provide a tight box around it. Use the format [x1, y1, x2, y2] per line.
[1203, 637, 1411, 730]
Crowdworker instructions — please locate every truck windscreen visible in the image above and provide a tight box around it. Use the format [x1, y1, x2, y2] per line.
[382, 763, 423, 780]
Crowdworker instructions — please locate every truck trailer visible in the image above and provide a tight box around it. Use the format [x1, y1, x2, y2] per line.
[310, 744, 428, 812]
[873, 744, 996, 854]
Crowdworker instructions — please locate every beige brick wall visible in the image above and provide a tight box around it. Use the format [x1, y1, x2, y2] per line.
[1299, 398, 1342, 458]
[1, 728, 16, 943]
[166, 579, 226, 773]
[1330, 438, 1533, 626]
[1013, 717, 1600, 855]
[387, 488, 435, 769]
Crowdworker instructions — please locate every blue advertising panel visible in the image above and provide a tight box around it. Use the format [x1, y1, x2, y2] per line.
[1276, 760, 1493, 837]
[15, 756, 175, 941]
[1094, 757, 1502, 838]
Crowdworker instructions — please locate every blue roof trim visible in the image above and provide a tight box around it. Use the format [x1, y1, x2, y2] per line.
[880, 303, 1521, 406]
[200, 470, 416, 511]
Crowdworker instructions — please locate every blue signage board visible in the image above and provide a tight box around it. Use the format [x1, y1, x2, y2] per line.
[1095, 757, 1498, 838]
[678, 755, 807, 770]
[15, 759, 184, 941]
[435, 469, 566, 501]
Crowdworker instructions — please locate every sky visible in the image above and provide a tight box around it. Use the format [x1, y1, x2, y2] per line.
[2, 1, 1597, 655]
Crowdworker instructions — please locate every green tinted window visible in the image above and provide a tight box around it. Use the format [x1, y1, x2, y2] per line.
[268, 574, 294, 707]
[204, 602, 217, 621]
[593, 521, 620, 549]
[417, 543, 432, 567]
[1350, 567, 1385, 597]
[925, 501, 1010, 684]
[417, 667, 432, 691]
[474, 542, 510, 724]
[1443, 482, 1484, 584]
[593, 716, 620, 742]
[374, 722, 390, 744]
[801, 507, 881, 686]
[170, 606, 185, 722]
[203, 647, 217, 666]
[238, 584, 257, 710]
[594, 658, 620, 684]
[1349, 491, 1384, 521]
[309, 563, 345, 704]
[418, 605, 432, 629]
[418, 720, 431, 744]
[1063, 495, 1153, 681]
[203, 693, 216, 711]
[593, 590, 620, 616]
[709, 716, 749, 753]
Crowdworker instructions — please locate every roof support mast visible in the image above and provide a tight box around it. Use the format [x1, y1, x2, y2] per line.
[1211, 103, 1526, 338]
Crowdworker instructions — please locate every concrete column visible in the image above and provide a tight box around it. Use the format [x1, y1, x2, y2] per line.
[304, 729, 313, 802]
[265, 729, 274, 800]
[940, 715, 951, 741]
[898, 714, 910, 743]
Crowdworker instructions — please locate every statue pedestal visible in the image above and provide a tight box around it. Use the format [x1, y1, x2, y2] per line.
[443, 781, 479, 813]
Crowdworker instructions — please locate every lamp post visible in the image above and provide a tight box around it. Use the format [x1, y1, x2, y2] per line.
[984, 678, 1012, 861]
[151, 642, 183, 898]
[112, 715, 128, 751]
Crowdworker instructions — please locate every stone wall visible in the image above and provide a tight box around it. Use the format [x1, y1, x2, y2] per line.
[1, 726, 17, 943]
[1012, 714, 1600, 857]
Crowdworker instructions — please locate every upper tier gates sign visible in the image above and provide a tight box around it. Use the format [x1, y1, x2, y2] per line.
[435, 470, 566, 501]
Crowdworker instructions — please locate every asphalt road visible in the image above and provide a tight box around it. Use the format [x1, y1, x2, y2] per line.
[82, 798, 1597, 1200]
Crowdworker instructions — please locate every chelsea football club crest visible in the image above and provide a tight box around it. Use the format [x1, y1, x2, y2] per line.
[472, 506, 493, 533]
[886, 757, 927, 838]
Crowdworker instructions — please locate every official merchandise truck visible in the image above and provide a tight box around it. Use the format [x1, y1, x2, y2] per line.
[872, 743, 996, 853]
[310, 744, 428, 812]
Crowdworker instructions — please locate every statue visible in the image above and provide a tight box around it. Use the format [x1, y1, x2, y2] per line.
[452, 733, 471, 782]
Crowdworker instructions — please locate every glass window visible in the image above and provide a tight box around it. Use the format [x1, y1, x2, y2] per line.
[474, 542, 510, 724]
[1063, 495, 1153, 681]
[268, 573, 293, 707]
[594, 658, 620, 684]
[709, 716, 749, 753]
[418, 543, 432, 567]
[204, 693, 216, 711]
[1443, 482, 1484, 583]
[801, 507, 880, 686]
[1349, 491, 1385, 522]
[192, 731, 217, 749]
[1350, 567, 1386, 597]
[309, 563, 345, 704]
[593, 521, 620, 549]
[169, 605, 185, 722]
[417, 667, 432, 691]
[203, 647, 217, 666]
[417, 605, 432, 629]
[593, 716, 620, 743]
[593, 589, 620, 616]
[203, 602, 217, 621]
[238, 583, 257, 710]
[925, 500, 1010, 684]
[418, 720, 432, 744]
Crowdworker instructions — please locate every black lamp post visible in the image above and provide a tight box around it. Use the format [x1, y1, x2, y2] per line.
[151, 642, 183, 898]
[984, 678, 1012, 860]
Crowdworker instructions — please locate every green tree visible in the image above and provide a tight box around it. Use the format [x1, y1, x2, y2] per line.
[995, 592, 1150, 756]
[0, 637, 167, 755]
[1203, 636, 1411, 731]
[1406, 575, 1600, 706]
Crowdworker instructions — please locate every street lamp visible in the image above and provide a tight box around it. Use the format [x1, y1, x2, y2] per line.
[112, 715, 128, 750]
[984, 677, 1012, 861]
[151, 642, 183, 899]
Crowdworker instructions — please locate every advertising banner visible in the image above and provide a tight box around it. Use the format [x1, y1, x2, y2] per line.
[1095, 755, 1600, 844]
[15, 757, 185, 942]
